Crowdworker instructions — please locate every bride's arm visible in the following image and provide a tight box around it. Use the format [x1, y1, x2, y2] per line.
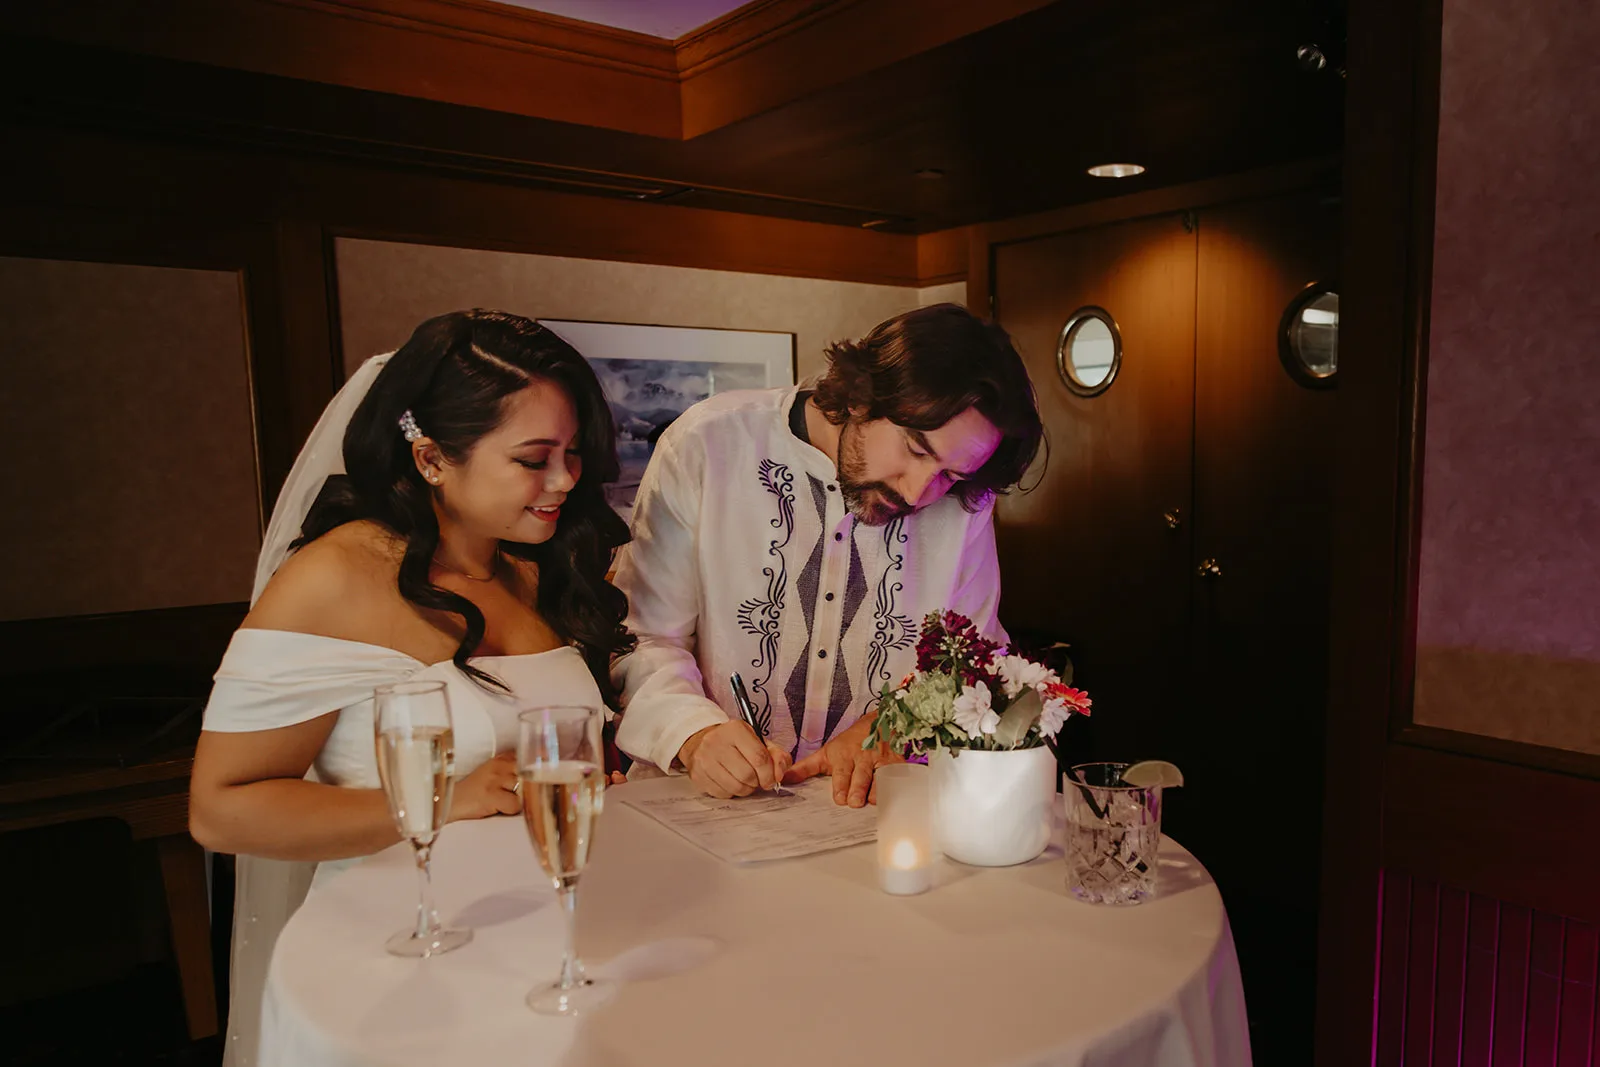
[190, 721, 521, 862]
[190, 717, 400, 861]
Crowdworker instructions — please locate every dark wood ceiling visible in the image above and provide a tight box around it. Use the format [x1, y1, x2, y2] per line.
[2, 0, 1345, 233]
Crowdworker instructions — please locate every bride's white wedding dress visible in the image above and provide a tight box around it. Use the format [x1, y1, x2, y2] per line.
[203, 632, 604, 1066]
[200, 352, 613, 1066]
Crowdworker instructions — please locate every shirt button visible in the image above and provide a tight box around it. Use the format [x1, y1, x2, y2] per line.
[834, 532, 843, 541]
[818, 649, 828, 659]
[827, 484, 837, 492]
[824, 592, 835, 602]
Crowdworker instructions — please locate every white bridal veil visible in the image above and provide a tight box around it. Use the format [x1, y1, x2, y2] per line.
[223, 353, 391, 1067]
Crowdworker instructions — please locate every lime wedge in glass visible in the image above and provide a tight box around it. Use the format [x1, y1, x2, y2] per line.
[1121, 760, 1184, 788]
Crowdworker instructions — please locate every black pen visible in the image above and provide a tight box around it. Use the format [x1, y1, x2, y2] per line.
[729, 672, 791, 795]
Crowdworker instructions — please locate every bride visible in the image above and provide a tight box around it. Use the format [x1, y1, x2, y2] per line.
[189, 309, 633, 1065]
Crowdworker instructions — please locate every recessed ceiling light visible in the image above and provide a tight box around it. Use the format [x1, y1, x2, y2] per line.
[1087, 163, 1146, 178]
[914, 168, 945, 180]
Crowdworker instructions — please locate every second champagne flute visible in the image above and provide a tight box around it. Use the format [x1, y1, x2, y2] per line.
[517, 705, 610, 1015]
[373, 679, 473, 957]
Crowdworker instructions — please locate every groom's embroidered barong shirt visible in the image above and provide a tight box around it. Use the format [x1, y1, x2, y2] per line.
[611, 386, 1009, 773]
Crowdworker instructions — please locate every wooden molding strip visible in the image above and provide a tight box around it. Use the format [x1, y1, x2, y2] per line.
[4, 122, 926, 287]
[273, 0, 679, 73]
[674, 0, 855, 76]
[10, 0, 683, 138]
[914, 225, 971, 287]
[13, 0, 1057, 140]
[678, 0, 1058, 137]
[1393, 723, 1600, 782]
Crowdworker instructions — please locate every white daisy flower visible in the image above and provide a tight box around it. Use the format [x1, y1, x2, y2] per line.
[952, 681, 999, 738]
[995, 655, 1057, 699]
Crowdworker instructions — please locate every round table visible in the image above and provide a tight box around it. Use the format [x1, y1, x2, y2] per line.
[261, 776, 1250, 1067]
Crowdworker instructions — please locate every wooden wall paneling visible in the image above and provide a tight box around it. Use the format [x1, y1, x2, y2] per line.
[1381, 745, 1600, 926]
[0, 205, 320, 671]
[1314, 0, 1440, 1058]
[990, 214, 1196, 765]
[1376, 871, 1414, 1066]
[1404, 877, 1441, 1066]
[1493, 905, 1534, 1066]
[1530, 911, 1568, 1065]
[1463, 894, 1501, 1066]
[1558, 923, 1598, 1067]
[1372, 880, 1600, 1067]
[1433, 886, 1471, 1066]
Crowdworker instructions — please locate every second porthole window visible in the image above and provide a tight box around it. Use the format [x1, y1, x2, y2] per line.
[1057, 306, 1122, 398]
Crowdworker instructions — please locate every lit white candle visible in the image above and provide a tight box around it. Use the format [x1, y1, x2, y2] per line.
[880, 836, 931, 895]
[876, 765, 934, 895]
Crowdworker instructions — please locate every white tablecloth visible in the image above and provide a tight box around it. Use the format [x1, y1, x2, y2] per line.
[261, 776, 1251, 1067]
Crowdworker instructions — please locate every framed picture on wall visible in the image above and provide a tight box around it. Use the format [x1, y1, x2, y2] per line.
[537, 319, 797, 524]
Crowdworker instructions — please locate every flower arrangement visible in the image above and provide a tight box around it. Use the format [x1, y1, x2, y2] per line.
[864, 610, 1092, 755]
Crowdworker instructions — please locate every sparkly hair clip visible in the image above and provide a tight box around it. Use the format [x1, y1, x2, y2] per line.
[398, 410, 424, 442]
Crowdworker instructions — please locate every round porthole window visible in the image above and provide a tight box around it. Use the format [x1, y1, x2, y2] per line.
[1279, 283, 1339, 387]
[1056, 306, 1122, 397]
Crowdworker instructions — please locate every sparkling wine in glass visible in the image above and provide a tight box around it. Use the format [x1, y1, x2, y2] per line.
[374, 680, 472, 957]
[518, 705, 611, 1015]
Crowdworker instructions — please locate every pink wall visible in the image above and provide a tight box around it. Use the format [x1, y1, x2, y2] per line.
[1413, 0, 1600, 752]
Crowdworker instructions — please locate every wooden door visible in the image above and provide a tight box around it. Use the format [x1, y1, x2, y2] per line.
[1187, 190, 1341, 1061]
[991, 213, 1197, 764]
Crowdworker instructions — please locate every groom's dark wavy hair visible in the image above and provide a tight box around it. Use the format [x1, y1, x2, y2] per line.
[297, 309, 634, 704]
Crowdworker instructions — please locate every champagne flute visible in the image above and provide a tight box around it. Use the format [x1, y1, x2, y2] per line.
[373, 680, 473, 957]
[517, 705, 610, 1015]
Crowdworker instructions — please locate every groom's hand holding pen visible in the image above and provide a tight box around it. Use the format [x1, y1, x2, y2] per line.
[676, 675, 791, 799]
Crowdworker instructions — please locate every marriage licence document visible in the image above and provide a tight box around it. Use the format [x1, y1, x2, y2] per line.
[619, 776, 875, 864]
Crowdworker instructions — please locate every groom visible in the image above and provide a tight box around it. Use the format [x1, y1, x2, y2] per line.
[611, 304, 1043, 805]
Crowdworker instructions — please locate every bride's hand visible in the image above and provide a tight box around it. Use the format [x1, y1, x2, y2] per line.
[449, 752, 522, 822]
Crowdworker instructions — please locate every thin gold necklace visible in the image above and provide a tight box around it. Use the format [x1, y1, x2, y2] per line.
[432, 553, 499, 582]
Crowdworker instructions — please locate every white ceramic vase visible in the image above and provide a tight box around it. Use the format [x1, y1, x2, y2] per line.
[929, 745, 1057, 866]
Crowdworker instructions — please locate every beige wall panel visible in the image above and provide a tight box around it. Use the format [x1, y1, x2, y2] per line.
[336, 239, 962, 382]
[0, 257, 259, 621]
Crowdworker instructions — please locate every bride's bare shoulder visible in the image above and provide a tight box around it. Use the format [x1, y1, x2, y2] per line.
[244, 521, 406, 637]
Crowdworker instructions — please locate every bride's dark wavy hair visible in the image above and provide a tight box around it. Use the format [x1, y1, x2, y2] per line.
[296, 309, 634, 705]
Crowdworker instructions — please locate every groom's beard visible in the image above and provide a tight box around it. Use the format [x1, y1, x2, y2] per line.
[837, 421, 912, 527]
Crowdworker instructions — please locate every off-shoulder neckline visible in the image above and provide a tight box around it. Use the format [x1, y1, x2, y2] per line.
[232, 627, 579, 669]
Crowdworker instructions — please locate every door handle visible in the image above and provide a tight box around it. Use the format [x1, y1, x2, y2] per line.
[1196, 558, 1223, 579]
[1163, 508, 1182, 530]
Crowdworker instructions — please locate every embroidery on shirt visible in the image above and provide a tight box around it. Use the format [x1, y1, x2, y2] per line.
[782, 476, 830, 745]
[737, 459, 796, 728]
[823, 535, 870, 740]
[862, 516, 917, 712]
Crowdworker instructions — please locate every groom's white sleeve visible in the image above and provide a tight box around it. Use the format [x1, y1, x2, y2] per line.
[611, 428, 728, 773]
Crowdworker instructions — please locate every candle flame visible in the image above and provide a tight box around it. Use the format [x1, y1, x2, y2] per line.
[889, 838, 921, 869]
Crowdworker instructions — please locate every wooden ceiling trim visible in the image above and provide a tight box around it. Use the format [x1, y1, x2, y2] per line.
[677, 0, 1058, 137]
[674, 0, 852, 76]
[915, 226, 971, 287]
[288, 0, 679, 72]
[984, 156, 1344, 247]
[5, 122, 925, 288]
[14, 0, 1063, 142]
[12, 0, 683, 137]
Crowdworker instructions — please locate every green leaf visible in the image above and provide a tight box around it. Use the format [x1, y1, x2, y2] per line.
[992, 687, 1043, 748]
